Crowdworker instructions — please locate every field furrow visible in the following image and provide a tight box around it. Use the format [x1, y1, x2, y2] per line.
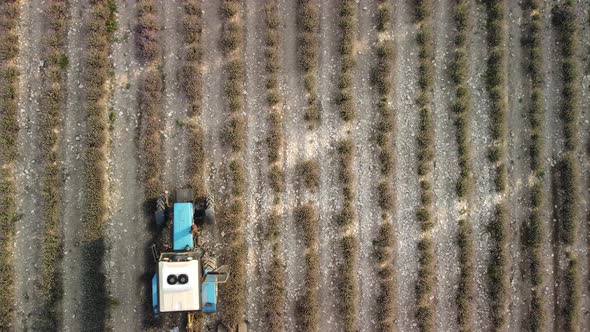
[505, 1, 529, 330]
[161, 0, 189, 188]
[431, 0, 460, 330]
[354, 1, 380, 330]
[277, 0, 307, 330]
[105, 0, 149, 330]
[243, 1, 271, 330]
[317, 0, 342, 331]
[12, 0, 44, 329]
[468, 2, 493, 330]
[61, 0, 91, 330]
[392, 1, 420, 331]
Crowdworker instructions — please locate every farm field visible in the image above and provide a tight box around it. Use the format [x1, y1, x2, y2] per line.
[0, 0, 590, 331]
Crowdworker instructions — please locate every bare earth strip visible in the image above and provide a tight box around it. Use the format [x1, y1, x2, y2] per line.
[105, 0, 150, 330]
[354, 1, 379, 331]
[392, 1, 420, 330]
[580, 3, 590, 330]
[431, 0, 460, 330]
[277, 0, 307, 329]
[61, 0, 89, 330]
[243, 1, 272, 330]
[13, 0, 45, 329]
[542, 3, 564, 328]
[200, 0, 225, 327]
[505, 2, 530, 330]
[318, 0, 342, 331]
[468, 3, 493, 330]
[161, 0, 189, 189]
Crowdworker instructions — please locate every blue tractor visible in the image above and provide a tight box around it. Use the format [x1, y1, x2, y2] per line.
[151, 189, 236, 331]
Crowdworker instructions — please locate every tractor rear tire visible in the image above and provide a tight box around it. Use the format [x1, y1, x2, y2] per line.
[216, 323, 228, 332]
[204, 193, 216, 225]
[202, 255, 217, 272]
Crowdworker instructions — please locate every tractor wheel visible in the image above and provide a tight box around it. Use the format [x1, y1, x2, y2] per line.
[204, 193, 214, 210]
[216, 323, 228, 332]
[202, 255, 217, 272]
[156, 195, 167, 211]
[204, 193, 216, 225]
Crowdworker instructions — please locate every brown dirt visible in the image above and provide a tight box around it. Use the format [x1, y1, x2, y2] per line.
[160, 0, 190, 189]
[354, 1, 380, 330]
[317, 0, 344, 331]
[104, 0, 150, 330]
[468, 2, 494, 330]
[13, 0, 45, 330]
[431, 0, 460, 330]
[391, 1, 421, 331]
[61, 0, 90, 330]
[243, 1, 272, 330]
[277, 0, 309, 330]
[505, 1, 531, 330]
[9, 1, 590, 331]
[200, 0, 227, 327]
[543, 2, 565, 329]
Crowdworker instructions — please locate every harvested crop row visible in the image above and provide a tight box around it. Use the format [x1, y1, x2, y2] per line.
[413, 0, 436, 331]
[293, 204, 320, 331]
[297, 0, 320, 128]
[482, 1, 509, 330]
[219, 0, 247, 328]
[335, 1, 359, 331]
[262, 2, 286, 331]
[521, 0, 547, 330]
[79, 0, 116, 329]
[34, 0, 69, 329]
[180, 1, 204, 329]
[372, 0, 396, 330]
[449, 1, 475, 330]
[136, 0, 163, 201]
[0, 0, 20, 329]
[551, 3, 582, 331]
[181, 0, 205, 195]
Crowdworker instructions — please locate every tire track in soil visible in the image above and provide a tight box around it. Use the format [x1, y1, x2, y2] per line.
[392, 1, 420, 330]
[468, 2, 493, 331]
[200, 0, 225, 327]
[105, 1, 149, 330]
[13, 0, 45, 329]
[505, 2, 530, 330]
[61, 0, 89, 330]
[244, 1, 271, 330]
[277, 0, 307, 330]
[542, 3, 565, 328]
[161, 0, 189, 189]
[354, 1, 379, 331]
[431, 0, 460, 330]
[318, 0, 342, 331]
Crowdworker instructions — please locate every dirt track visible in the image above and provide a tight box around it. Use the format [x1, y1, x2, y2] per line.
[6, 1, 590, 331]
[104, 0, 149, 330]
[392, 1, 421, 330]
[13, 0, 45, 329]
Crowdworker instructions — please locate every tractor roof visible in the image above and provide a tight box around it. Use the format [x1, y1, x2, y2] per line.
[158, 260, 201, 312]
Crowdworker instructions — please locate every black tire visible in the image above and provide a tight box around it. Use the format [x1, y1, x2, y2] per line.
[167, 275, 178, 285]
[178, 274, 189, 284]
[202, 255, 217, 272]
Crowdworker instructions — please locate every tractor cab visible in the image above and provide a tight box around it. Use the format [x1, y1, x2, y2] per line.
[152, 189, 228, 315]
